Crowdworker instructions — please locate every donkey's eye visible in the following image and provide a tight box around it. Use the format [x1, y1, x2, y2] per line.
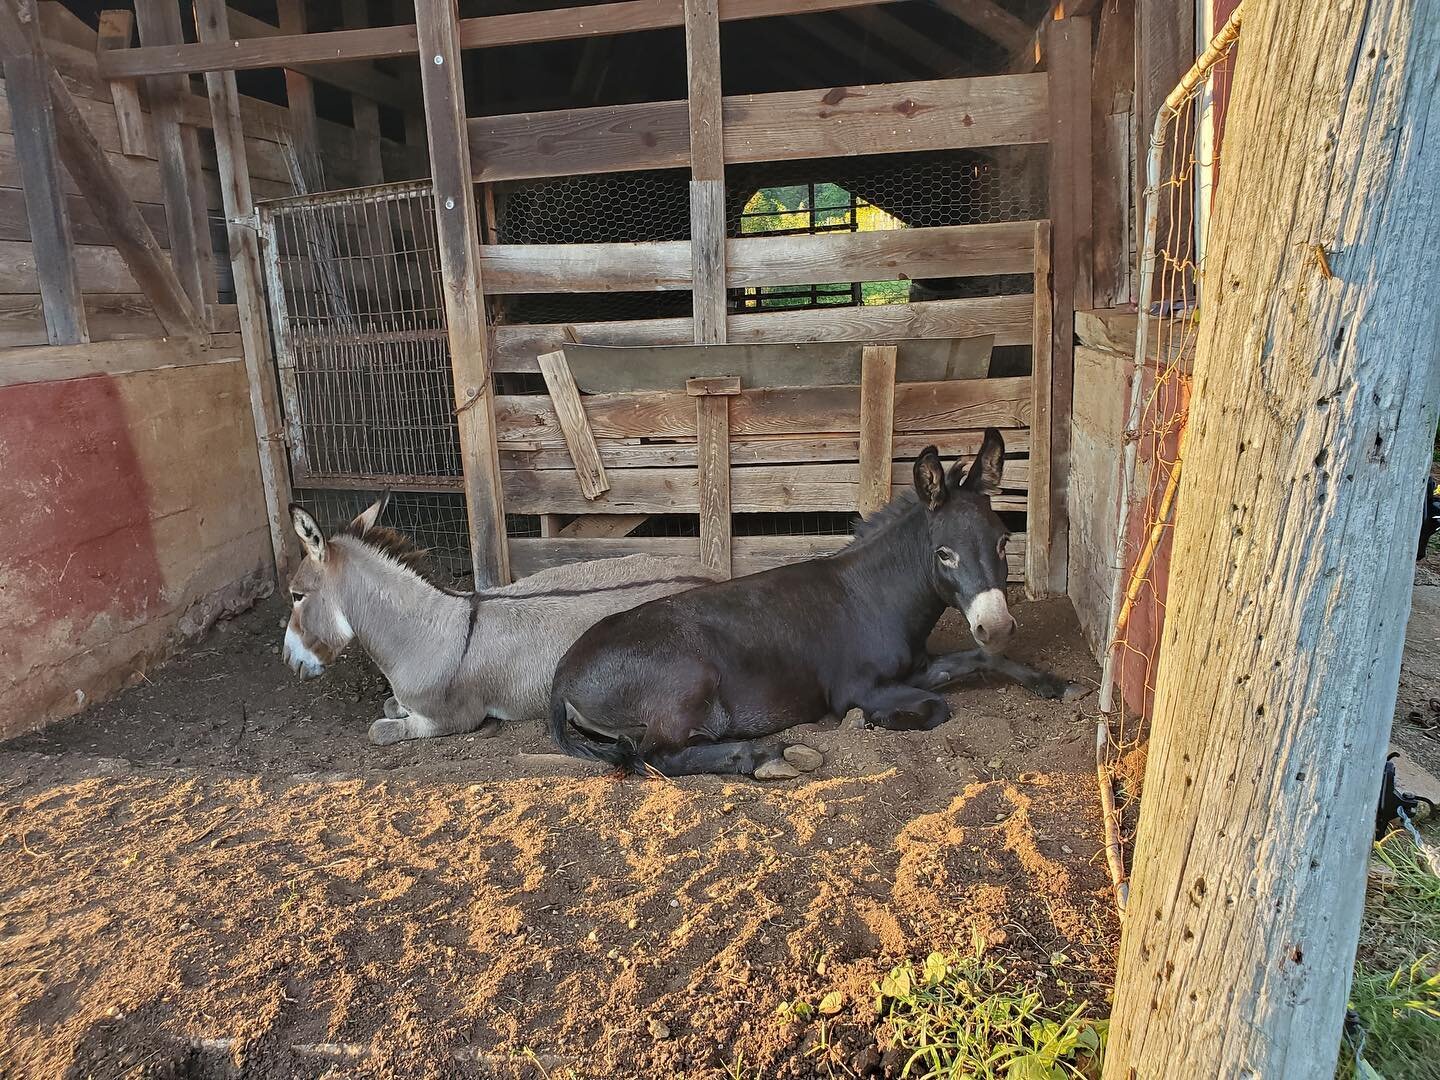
[290, 590, 306, 604]
[936, 547, 959, 567]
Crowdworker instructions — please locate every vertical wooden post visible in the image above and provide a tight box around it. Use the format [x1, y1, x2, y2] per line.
[1103, 1, 1440, 1073]
[96, 10, 149, 158]
[1043, 16, 1092, 596]
[276, 0, 319, 175]
[415, 0, 510, 586]
[1028, 220, 1054, 596]
[688, 377, 739, 578]
[134, 0, 215, 310]
[194, 0, 297, 578]
[684, 0, 726, 344]
[1, 0, 87, 345]
[857, 345, 897, 517]
[1091, 0, 1135, 309]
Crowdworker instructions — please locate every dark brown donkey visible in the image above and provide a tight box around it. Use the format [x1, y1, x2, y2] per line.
[548, 429, 1086, 779]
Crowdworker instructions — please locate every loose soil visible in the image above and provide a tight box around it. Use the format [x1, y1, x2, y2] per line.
[0, 596, 1117, 1080]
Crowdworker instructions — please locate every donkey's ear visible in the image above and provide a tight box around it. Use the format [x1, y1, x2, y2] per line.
[961, 427, 1006, 495]
[913, 446, 948, 510]
[291, 504, 327, 563]
[350, 490, 391, 534]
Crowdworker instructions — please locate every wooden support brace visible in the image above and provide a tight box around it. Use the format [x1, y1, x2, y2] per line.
[134, 0, 216, 309]
[536, 350, 610, 501]
[0, 0, 201, 336]
[688, 376, 740, 578]
[96, 10, 150, 158]
[857, 345, 897, 517]
[1027, 220, 1055, 597]
[195, 0, 297, 577]
[2, 0, 87, 345]
[416, 0, 510, 586]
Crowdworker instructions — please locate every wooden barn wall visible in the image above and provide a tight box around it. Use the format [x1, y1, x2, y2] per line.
[0, 4, 422, 347]
[0, 337, 270, 738]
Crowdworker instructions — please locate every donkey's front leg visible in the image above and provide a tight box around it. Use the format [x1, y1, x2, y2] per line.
[368, 707, 501, 746]
[917, 649, 1088, 703]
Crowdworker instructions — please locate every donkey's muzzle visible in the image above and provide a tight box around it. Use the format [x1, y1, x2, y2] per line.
[284, 627, 327, 680]
[965, 588, 1016, 654]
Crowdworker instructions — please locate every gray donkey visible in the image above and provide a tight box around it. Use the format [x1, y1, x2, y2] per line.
[283, 494, 718, 745]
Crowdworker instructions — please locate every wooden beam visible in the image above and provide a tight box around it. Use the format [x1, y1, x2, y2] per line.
[1091, 0, 1135, 309]
[537, 351, 610, 500]
[134, 0, 214, 309]
[1, 0, 86, 344]
[1010, 0, 1103, 72]
[99, 1, 906, 80]
[1043, 17, 1092, 594]
[196, 0, 297, 578]
[416, 0, 510, 586]
[932, 0, 1030, 54]
[1027, 220, 1053, 597]
[275, 0, 318, 171]
[342, 0, 385, 186]
[841, 6, 967, 77]
[791, 12, 913, 84]
[95, 10, 149, 157]
[688, 376, 739, 577]
[557, 514, 648, 538]
[470, 74, 1049, 182]
[0, 0, 200, 335]
[685, 0, 726, 345]
[857, 345, 897, 517]
[0, 332, 240, 388]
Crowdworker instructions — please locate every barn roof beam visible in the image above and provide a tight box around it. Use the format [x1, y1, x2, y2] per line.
[1010, 0, 1102, 71]
[97, 0, 907, 81]
[840, 6, 972, 78]
[929, 0, 1032, 55]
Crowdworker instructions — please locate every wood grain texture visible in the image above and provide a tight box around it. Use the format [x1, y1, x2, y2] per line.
[275, 0, 318, 166]
[95, 9, 148, 157]
[857, 345, 897, 517]
[684, 0, 723, 182]
[1090, 0, 1135, 309]
[469, 74, 1048, 182]
[694, 389, 732, 576]
[1103, 2, 1440, 1073]
[416, 0, 509, 586]
[480, 240, 691, 294]
[690, 178, 727, 344]
[1, 0, 86, 343]
[197, 0, 296, 575]
[931, 0, 1029, 52]
[0, 331, 240, 387]
[536, 350, 610, 500]
[490, 295, 1034, 370]
[494, 376, 1031, 443]
[1027, 220, 1054, 596]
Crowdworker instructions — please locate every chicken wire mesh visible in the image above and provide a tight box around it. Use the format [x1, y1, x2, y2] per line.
[1095, 13, 1242, 911]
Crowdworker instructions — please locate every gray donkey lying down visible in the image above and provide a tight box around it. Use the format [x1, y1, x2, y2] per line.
[282, 494, 718, 745]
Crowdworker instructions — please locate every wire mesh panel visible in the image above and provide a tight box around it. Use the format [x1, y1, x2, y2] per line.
[1095, 13, 1243, 909]
[260, 181, 461, 486]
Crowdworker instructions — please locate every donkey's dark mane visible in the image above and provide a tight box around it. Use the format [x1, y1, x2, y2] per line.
[850, 488, 924, 546]
[337, 522, 450, 587]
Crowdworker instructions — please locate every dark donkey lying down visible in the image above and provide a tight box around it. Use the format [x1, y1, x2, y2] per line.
[549, 429, 1087, 779]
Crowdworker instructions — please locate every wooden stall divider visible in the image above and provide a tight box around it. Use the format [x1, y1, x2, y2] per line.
[857, 345, 898, 517]
[688, 376, 741, 578]
[1028, 219, 1054, 596]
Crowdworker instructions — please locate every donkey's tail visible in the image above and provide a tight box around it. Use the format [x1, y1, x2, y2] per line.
[547, 695, 642, 772]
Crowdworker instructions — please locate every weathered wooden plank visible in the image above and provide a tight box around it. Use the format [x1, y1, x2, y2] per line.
[341, 0, 385, 186]
[509, 533, 1027, 580]
[684, 0, 723, 181]
[500, 431, 1033, 472]
[134, 0, 214, 308]
[857, 345, 897, 517]
[537, 350, 610, 500]
[554, 336, 992, 392]
[557, 514, 649, 538]
[1090, 0, 1135, 309]
[96, 9, 149, 157]
[98, 1, 906, 80]
[690, 377, 735, 577]
[494, 376, 1032, 443]
[0, 237, 236, 296]
[0, 331, 241, 388]
[1, 0, 85, 343]
[690, 178, 727, 343]
[196, 0, 296, 575]
[490, 294, 1035, 370]
[931, 0, 1030, 53]
[480, 240, 691, 294]
[275, 0, 318, 169]
[469, 73, 1048, 182]
[1028, 220, 1054, 597]
[725, 221, 1037, 288]
[416, 0, 510, 585]
[1043, 18, 1092, 594]
[0, 292, 164, 345]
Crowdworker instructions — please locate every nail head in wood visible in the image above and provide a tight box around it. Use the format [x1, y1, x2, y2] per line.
[686, 376, 742, 397]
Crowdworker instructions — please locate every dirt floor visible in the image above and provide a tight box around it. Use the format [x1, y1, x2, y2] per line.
[0, 595, 1117, 1080]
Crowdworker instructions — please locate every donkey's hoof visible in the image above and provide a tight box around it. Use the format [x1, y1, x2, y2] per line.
[754, 759, 801, 781]
[1061, 682, 1091, 705]
[368, 717, 408, 746]
[383, 696, 409, 720]
[783, 744, 824, 772]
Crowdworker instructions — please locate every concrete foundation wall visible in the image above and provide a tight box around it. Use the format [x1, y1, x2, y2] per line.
[0, 339, 271, 738]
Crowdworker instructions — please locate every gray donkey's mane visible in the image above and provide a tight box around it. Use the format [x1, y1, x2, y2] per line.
[336, 521, 455, 591]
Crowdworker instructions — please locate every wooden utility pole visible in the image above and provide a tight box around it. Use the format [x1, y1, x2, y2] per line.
[1103, 2, 1440, 1077]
